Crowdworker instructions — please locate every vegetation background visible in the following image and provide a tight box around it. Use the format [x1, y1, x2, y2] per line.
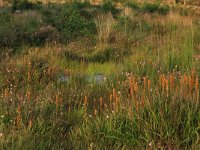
[0, 0, 199, 149]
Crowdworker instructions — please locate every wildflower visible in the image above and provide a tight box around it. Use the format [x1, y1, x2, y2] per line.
[100, 96, 103, 112]
[84, 95, 88, 107]
[28, 62, 31, 81]
[170, 74, 175, 90]
[165, 79, 169, 97]
[134, 82, 138, 93]
[143, 77, 147, 92]
[0, 133, 3, 138]
[195, 77, 199, 91]
[148, 80, 151, 91]
[109, 94, 112, 109]
[56, 94, 59, 112]
[94, 109, 98, 116]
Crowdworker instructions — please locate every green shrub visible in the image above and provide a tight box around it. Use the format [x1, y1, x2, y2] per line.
[0, 14, 15, 47]
[126, 1, 140, 11]
[13, 0, 42, 11]
[100, 1, 120, 17]
[0, 11, 43, 48]
[30, 25, 60, 46]
[142, 3, 170, 15]
[0, 24, 17, 48]
[42, 2, 96, 42]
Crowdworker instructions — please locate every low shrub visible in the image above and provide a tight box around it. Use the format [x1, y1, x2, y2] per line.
[30, 26, 60, 46]
[126, 1, 140, 11]
[12, 0, 42, 12]
[0, 11, 43, 48]
[100, 1, 120, 17]
[142, 3, 170, 15]
[42, 2, 96, 42]
[0, 24, 17, 47]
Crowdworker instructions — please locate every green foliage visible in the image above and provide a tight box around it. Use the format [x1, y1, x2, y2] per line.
[142, 3, 170, 15]
[12, 0, 42, 11]
[30, 26, 60, 46]
[126, 1, 140, 10]
[100, 1, 120, 16]
[42, 2, 96, 42]
[0, 3, 200, 149]
[0, 11, 43, 48]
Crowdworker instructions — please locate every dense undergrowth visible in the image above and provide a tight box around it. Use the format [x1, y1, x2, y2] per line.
[0, 1, 200, 149]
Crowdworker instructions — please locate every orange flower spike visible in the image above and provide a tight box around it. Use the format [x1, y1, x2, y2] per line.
[29, 119, 33, 129]
[128, 106, 133, 118]
[115, 96, 119, 112]
[27, 90, 31, 102]
[136, 101, 139, 113]
[195, 77, 199, 91]
[84, 95, 88, 107]
[141, 96, 145, 109]
[99, 96, 103, 112]
[183, 74, 188, 85]
[165, 79, 169, 97]
[113, 88, 116, 99]
[94, 109, 98, 116]
[4, 89, 8, 98]
[134, 82, 138, 93]
[56, 94, 59, 112]
[191, 68, 195, 78]
[180, 76, 186, 94]
[148, 80, 151, 91]
[17, 104, 21, 114]
[109, 94, 113, 110]
[159, 74, 162, 86]
[59, 95, 63, 112]
[28, 62, 31, 81]
[129, 78, 133, 96]
[170, 74, 175, 90]
[189, 76, 193, 92]
[143, 77, 147, 92]
[162, 74, 165, 93]
[17, 104, 21, 128]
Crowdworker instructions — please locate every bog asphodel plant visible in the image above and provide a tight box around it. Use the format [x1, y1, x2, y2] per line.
[4, 88, 8, 99]
[128, 105, 133, 118]
[115, 95, 119, 113]
[113, 88, 116, 99]
[165, 79, 169, 97]
[29, 119, 33, 129]
[84, 95, 88, 112]
[27, 89, 31, 103]
[148, 80, 151, 92]
[189, 76, 194, 93]
[99, 96, 103, 113]
[109, 94, 113, 110]
[161, 74, 165, 93]
[129, 78, 133, 97]
[134, 82, 138, 94]
[28, 61, 31, 81]
[56, 94, 59, 113]
[16, 104, 21, 128]
[169, 73, 175, 91]
[143, 77, 147, 93]
[195, 77, 199, 93]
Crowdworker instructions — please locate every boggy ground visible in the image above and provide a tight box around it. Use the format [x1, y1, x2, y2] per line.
[0, 1, 200, 149]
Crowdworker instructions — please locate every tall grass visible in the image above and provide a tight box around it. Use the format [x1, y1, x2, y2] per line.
[0, 1, 200, 149]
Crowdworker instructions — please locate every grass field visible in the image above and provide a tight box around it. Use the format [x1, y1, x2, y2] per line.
[0, 1, 200, 149]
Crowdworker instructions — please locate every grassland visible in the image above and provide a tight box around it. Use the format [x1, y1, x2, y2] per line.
[0, 1, 200, 149]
